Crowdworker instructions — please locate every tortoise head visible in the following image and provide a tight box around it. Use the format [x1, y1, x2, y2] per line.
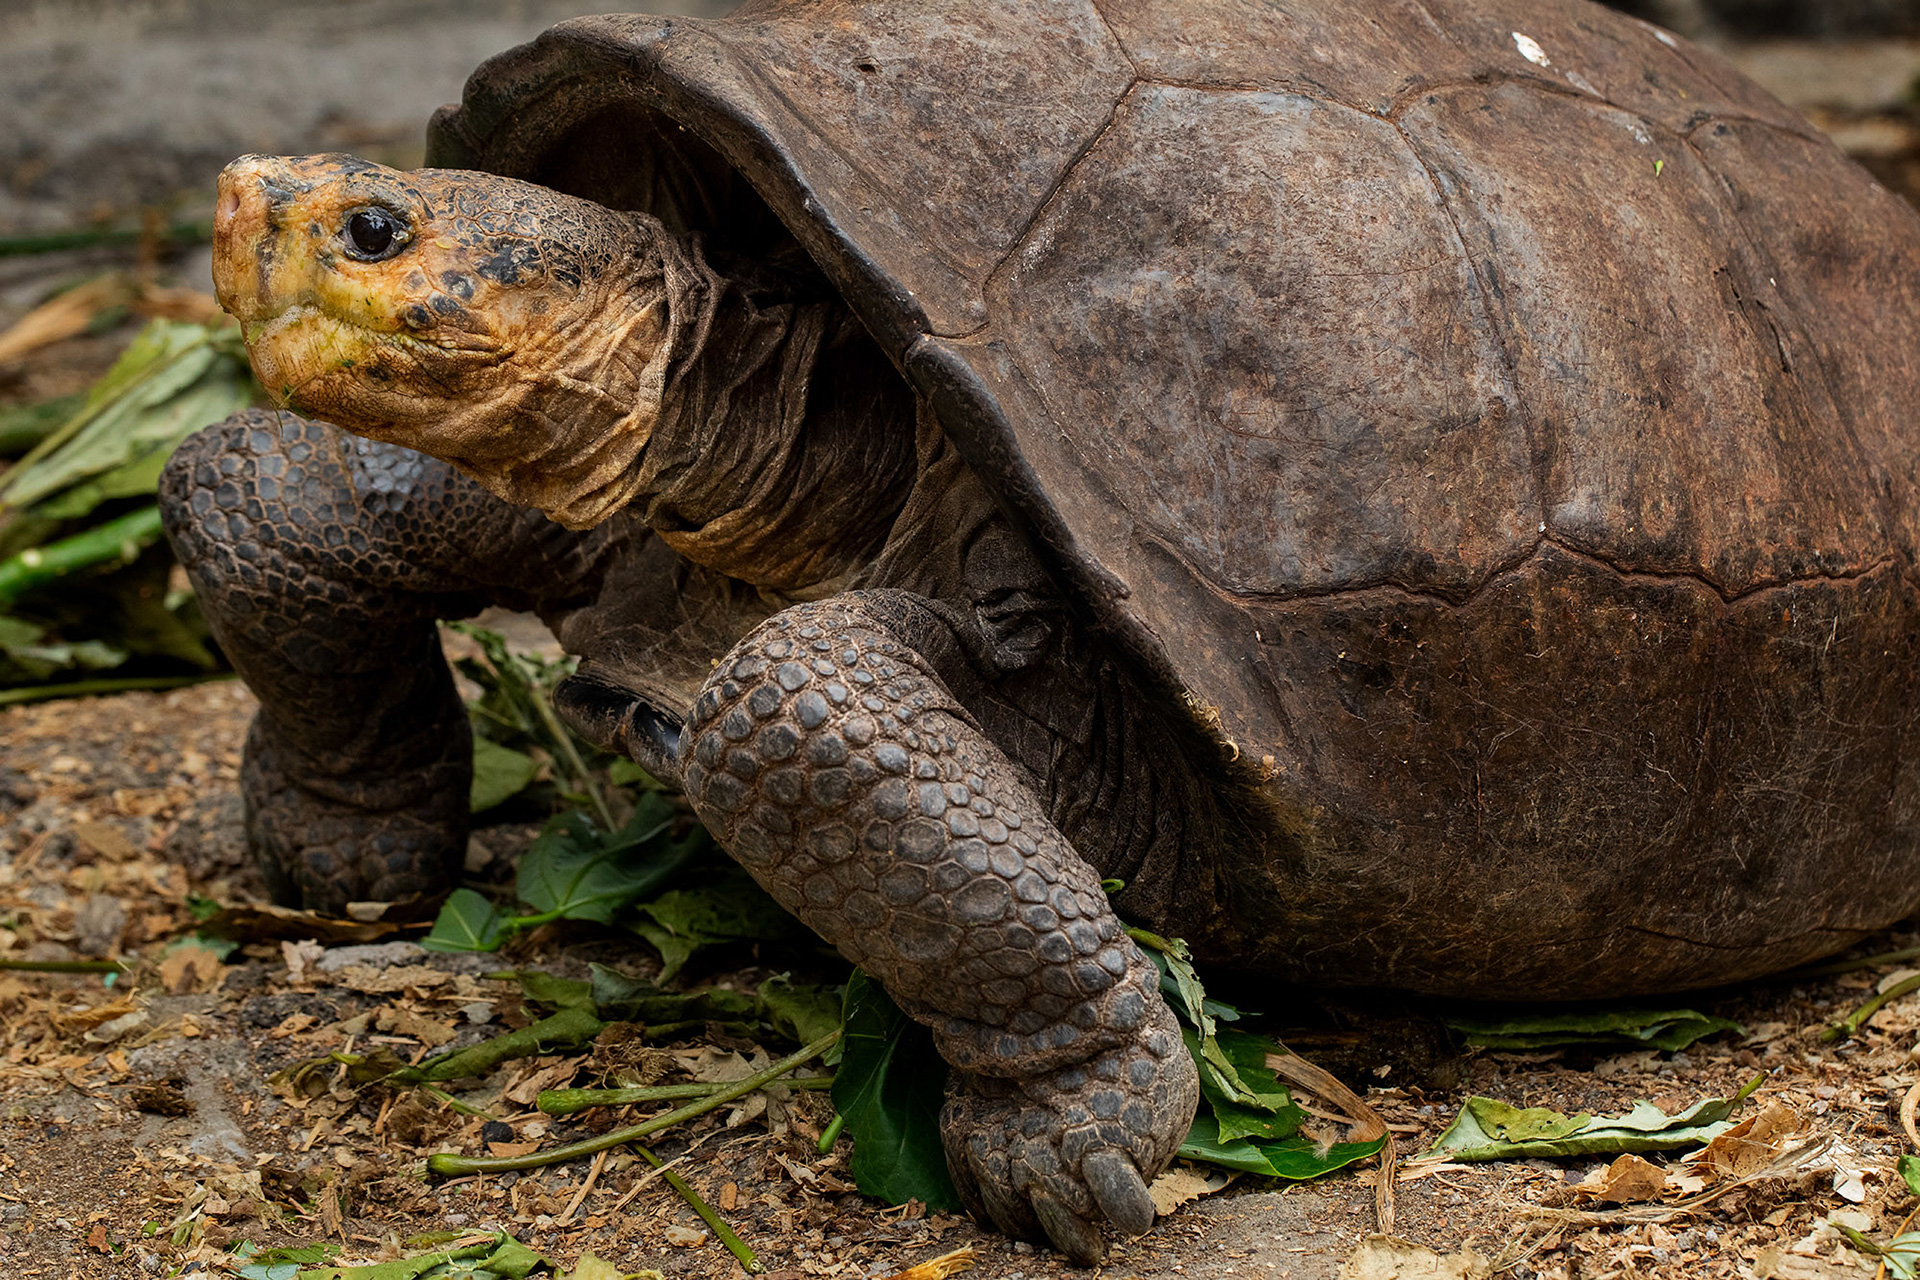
[213, 154, 685, 527]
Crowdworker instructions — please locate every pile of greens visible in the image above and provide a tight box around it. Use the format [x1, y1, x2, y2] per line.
[0, 317, 253, 703]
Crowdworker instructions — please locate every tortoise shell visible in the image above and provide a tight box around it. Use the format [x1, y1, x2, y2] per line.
[427, 0, 1920, 997]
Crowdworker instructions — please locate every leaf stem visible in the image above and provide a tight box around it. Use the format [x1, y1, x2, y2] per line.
[0, 958, 130, 974]
[417, 1085, 501, 1121]
[1823, 973, 1920, 1043]
[0, 673, 231, 707]
[1788, 946, 1920, 980]
[540, 1076, 835, 1117]
[816, 1112, 846, 1156]
[529, 684, 614, 830]
[637, 1143, 760, 1273]
[425, 1028, 841, 1177]
[0, 505, 164, 606]
[0, 221, 213, 259]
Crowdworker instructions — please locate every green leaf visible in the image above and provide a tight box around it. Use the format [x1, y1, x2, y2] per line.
[420, 889, 506, 953]
[0, 393, 82, 456]
[607, 758, 664, 790]
[1900, 1153, 1920, 1197]
[1886, 1233, 1920, 1280]
[830, 971, 961, 1211]
[1443, 1007, 1743, 1052]
[626, 871, 809, 982]
[517, 799, 684, 927]
[0, 614, 126, 681]
[294, 1233, 545, 1280]
[1178, 1113, 1384, 1180]
[1427, 1079, 1761, 1161]
[759, 975, 845, 1051]
[1133, 931, 1257, 1104]
[470, 737, 539, 813]
[1, 320, 251, 514]
[400, 1007, 605, 1085]
[501, 969, 596, 1014]
[563, 1256, 663, 1280]
[1187, 1028, 1306, 1142]
[295, 1239, 494, 1279]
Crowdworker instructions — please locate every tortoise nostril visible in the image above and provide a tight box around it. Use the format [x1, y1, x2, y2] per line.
[216, 187, 240, 227]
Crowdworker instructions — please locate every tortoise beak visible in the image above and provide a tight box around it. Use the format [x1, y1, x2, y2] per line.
[212, 155, 293, 323]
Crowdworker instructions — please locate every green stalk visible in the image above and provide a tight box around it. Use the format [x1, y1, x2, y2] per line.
[0, 505, 164, 605]
[816, 1112, 846, 1156]
[417, 1085, 502, 1121]
[0, 958, 130, 974]
[0, 221, 213, 259]
[425, 1028, 840, 1177]
[0, 673, 229, 707]
[529, 686, 614, 830]
[1822, 973, 1920, 1043]
[637, 1143, 759, 1273]
[539, 1075, 834, 1117]
[394, 1006, 606, 1084]
[1789, 946, 1920, 980]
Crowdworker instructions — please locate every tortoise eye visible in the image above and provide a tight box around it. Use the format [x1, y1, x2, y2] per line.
[343, 207, 409, 260]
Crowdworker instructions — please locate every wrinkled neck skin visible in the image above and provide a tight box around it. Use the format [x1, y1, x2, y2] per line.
[630, 257, 916, 594]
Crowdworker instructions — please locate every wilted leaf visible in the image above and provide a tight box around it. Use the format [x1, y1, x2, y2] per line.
[562, 1256, 663, 1280]
[0, 613, 124, 680]
[401, 1007, 605, 1085]
[1147, 1165, 1234, 1215]
[1134, 931, 1260, 1107]
[1427, 1077, 1762, 1161]
[0, 393, 82, 456]
[1898, 1153, 1920, 1197]
[1338, 1235, 1490, 1280]
[1444, 1007, 1742, 1052]
[832, 971, 961, 1211]
[1686, 1101, 1804, 1180]
[1590, 1153, 1667, 1203]
[199, 903, 406, 946]
[470, 737, 538, 813]
[420, 888, 506, 954]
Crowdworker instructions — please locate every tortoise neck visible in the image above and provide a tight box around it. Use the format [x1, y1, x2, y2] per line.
[626, 239, 919, 593]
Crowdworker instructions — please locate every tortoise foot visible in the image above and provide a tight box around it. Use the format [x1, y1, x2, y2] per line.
[241, 716, 467, 913]
[940, 983, 1196, 1265]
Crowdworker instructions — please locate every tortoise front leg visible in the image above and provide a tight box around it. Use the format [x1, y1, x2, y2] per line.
[160, 409, 615, 911]
[679, 591, 1198, 1264]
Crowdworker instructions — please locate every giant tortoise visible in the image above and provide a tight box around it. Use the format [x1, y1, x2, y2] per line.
[161, 0, 1920, 1261]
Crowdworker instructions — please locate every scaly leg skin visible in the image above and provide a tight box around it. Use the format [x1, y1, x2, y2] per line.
[678, 592, 1199, 1264]
[160, 408, 615, 911]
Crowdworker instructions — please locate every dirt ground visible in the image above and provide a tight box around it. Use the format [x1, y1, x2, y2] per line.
[0, 677, 1917, 1280]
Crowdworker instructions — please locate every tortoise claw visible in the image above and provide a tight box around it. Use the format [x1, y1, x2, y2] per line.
[1033, 1192, 1107, 1266]
[1082, 1150, 1155, 1236]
